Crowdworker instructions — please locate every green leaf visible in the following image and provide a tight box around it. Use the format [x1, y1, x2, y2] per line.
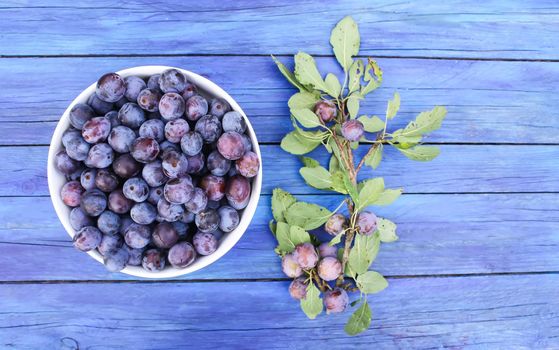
[350, 141, 359, 150]
[345, 300, 372, 336]
[396, 145, 441, 161]
[348, 233, 380, 274]
[360, 59, 383, 96]
[348, 59, 364, 93]
[271, 188, 297, 222]
[386, 92, 400, 120]
[275, 222, 294, 252]
[377, 218, 398, 242]
[291, 108, 322, 128]
[329, 231, 344, 246]
[356, 271, 388, 294]
[285, 202, 332, 230]
[364, 144, 383, 170]
[288, 91, 319, 110]
[276, 223, 311, 253]
[347, 96, 360, 118]
[392, 134, 422, 144]
[357, 178, 385, 211]
[300, 156, 320, 168]
[372, 188, 402, 206]
[325, 73, 342, 97]
[271, 55, 307, 92]
[269, 220, 277, 237]
[300, 166, 332, 189]
[289, 225, 311, 246]
[393, 106, 447, 138]
[280, 131, 322, 155]
[330, 16, 360, 71]
[330, 171, 348, 194]
[329, 155, 342, 174]
[342, 171, 359, 204]
[300, 282, 323, 319]
[293, 122, 329, 141]
[294, 52, 331, 94]
[358, 115, 384, 133]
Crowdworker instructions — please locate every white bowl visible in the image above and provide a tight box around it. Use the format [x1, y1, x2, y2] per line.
[47, 66, 262, 278]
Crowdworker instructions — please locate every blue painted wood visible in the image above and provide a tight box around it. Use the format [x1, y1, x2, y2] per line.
[0, 274, 557, 348]
[0, 194, 557, 281]
[0, 1, 556, 347]
[1, 57, 559, 144]
[1, 1, 559, 59]
[3, 145, 558, 197]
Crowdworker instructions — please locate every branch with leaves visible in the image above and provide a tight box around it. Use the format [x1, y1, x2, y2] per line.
[269, 16, 447, 335]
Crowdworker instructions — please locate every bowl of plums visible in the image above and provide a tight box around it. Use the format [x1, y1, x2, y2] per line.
[47, 66, 262, 278]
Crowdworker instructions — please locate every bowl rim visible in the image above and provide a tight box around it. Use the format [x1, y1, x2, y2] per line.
[47, 65, 262, 279]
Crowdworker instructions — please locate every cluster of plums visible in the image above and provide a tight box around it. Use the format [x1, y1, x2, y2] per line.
[55, 69, 259, 273]
[314, 100, 365, 142]
[282, 212, 377, 313]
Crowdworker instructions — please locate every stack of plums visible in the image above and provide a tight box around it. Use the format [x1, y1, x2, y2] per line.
[55, 69, 260, 272]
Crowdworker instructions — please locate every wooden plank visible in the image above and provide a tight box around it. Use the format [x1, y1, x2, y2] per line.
[2, 57, 559, 144]
[1, 1, 559, 59]
[6, 145, 559, 197]
[0, 274, 557, 348]
[0, 194, 557, 281]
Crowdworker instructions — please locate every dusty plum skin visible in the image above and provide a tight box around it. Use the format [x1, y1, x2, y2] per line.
[55, 69, 259, 274]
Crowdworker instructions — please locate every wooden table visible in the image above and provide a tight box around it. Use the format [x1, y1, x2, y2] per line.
[1, 1, 558, 348]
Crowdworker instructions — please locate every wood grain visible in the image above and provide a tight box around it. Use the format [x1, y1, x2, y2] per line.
[1, 56, 558, 144]
[0, 194, 557, 281]
[1, 0, 558, 59]
[0, 274, 557, 348]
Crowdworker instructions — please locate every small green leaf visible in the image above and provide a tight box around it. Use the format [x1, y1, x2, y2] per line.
[377, 218, 398, 242]
[357, 178, 385, 211]
[271, 188, 296, 222]
[275, 222, 294, 252]
[358, 115, 384, 133]
[364, 144, 383, 170]
[392, 106, 447, 138]
[289, 225, 311, 246]
[348, 233, 380, 274]
[372, 188, 402, 206]
[342, 171, 359, 204]
[356, 271, 388, 294]
[350, 141, 359, 149]
[347, 96, 360, 118]
[360, 59, 383, 96]
[280, 131, 322, 155]
[329, 231, 345, 246]
[300, 282, 323, 319]
[325, 73, 342, 97]
[330, 171, 348, 194]
[329, 155, 342, 174]
[348, 59, 364, 93]
[291, 108, 322, 128]
[300, 156, 320, 168]
[396, 145, 441, 161]
[386, 92, 400, 120]
[285, 202, 332, 230]
[294, 52, 331, 94]
[300, 166, 332, 189]
[330, 16, 360, 71]
[271, 55, 307, 92]
[269, 220, 277, 237]
[288, 91, 319, 110]
[345, 299, 372, 336]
